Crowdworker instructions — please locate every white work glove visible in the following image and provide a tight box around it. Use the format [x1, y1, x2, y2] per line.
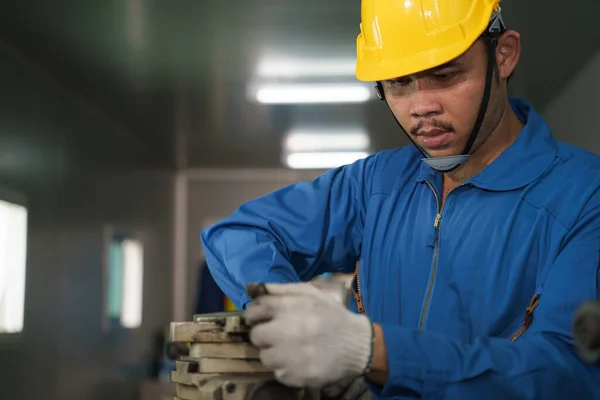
[322, 376, 374, 400]
[243, 282, 374, 389]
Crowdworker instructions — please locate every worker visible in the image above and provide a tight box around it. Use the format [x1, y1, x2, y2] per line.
[201, 0, 600, 399]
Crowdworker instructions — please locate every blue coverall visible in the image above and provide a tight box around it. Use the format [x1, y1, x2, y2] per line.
[201, 98, 600, 399]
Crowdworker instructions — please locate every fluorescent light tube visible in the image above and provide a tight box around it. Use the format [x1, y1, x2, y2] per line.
[256, 59, 357, 78]
[256, 83, 372, 104]
[285, 151, 370, 169]
[284, 130, 370, 153]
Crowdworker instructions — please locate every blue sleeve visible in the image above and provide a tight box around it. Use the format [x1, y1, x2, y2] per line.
[200, 156, 377, 309]
[369, 204, 600, 399]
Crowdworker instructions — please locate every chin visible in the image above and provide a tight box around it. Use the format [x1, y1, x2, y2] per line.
[423, 148, 459, 159]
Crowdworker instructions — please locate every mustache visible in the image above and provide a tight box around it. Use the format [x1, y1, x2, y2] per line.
[409, 119, 455, 136]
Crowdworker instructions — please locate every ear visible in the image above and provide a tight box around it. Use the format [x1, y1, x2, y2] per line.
[495, 30, 521, 80]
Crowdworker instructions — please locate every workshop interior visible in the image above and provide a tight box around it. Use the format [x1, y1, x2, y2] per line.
[0, 0, 599, 399]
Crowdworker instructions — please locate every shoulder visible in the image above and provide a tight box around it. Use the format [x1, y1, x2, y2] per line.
[529, 141, 600, 230]
[550, 141, 600, 195]
[555, 141, 600, 176]
[351, 145, 422, 196]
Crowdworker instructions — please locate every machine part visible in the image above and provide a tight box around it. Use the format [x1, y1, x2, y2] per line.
[189, 342, 260, 359]
[170, 312, 248, 343]
[170, 312, 318, 399]
[178, 356, 270, 374]
[170, 276, 353, 400]
[246, 379, 314, 400]
[573, 300, 600, 363]
[167, 341, 191, 360]
[172, 360, 302, 400]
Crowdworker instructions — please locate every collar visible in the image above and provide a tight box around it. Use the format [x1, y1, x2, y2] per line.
[417, 98, 558, 191]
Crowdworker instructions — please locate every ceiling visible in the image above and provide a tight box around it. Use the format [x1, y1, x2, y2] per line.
[1, 0, 599, 169]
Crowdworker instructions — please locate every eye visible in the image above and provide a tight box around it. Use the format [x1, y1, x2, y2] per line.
[432, 71, 458, 82]
[389, 78, 411, 87]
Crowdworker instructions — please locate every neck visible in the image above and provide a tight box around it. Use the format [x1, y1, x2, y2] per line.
[443, 100, 523, 192]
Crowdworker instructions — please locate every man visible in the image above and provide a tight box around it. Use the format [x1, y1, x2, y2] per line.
[201, 1, 600, 399]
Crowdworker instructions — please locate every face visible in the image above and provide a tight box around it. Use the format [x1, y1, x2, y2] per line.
[382, 35, 517, 158]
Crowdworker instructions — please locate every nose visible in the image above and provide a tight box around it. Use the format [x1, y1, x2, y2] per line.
[409, 88, 443, 118]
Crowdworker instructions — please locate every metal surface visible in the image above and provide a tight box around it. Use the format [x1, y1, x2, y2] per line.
[169, 277, 352, 400]
[1, 0, 599, 169]
[170, 312, 315, 400]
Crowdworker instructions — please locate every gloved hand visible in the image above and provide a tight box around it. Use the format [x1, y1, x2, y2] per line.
[243, 282, 374, 389]
[321, 376, 374, 400]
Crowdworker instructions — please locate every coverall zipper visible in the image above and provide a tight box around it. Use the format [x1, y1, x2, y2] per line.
[510, 294, 540, 341]
[420, 180, 447, 331]
[352, 262, 365, 314]
[421, 180, 540, 339]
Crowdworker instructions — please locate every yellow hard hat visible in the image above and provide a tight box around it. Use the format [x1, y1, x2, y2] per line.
[356, 0, 502, 82]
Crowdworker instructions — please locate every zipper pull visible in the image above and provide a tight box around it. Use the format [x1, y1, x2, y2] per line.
[355, 293, 365, 313]
[511, 294, 541, 341]
[434, 213, 442, 228]
[524, 294, 540, 326]
[351, 266, 365, 314]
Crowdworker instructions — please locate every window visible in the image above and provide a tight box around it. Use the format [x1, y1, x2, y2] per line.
[105, 230, 144, 330]
[0, 197, 28, 334]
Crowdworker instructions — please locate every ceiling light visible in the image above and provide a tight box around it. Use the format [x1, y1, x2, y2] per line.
[255, 83, 373, 104]
[284, 151, 370, 170]
[256, 58, 357, 78]
[284, 130, 370, 153]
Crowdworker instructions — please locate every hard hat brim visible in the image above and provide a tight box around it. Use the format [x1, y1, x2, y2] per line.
[356, 31, 485, 82]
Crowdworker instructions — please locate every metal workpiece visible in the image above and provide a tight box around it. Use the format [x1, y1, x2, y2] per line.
[169, 276, 353, 400]
[172, 358, 310, 400]
[573, 300, 600, 364]
[170, 312, 306, 400]
[169, 312, 318, 400]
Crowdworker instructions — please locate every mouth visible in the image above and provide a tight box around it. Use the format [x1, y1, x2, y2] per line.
[417, 129, 453, 149]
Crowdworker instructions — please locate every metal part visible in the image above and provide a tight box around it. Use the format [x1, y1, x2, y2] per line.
[172, 365, 305, 400]
[573, 300, 600, 364]
[170, 311, 319, 399]
[169, 276, 353, 400]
